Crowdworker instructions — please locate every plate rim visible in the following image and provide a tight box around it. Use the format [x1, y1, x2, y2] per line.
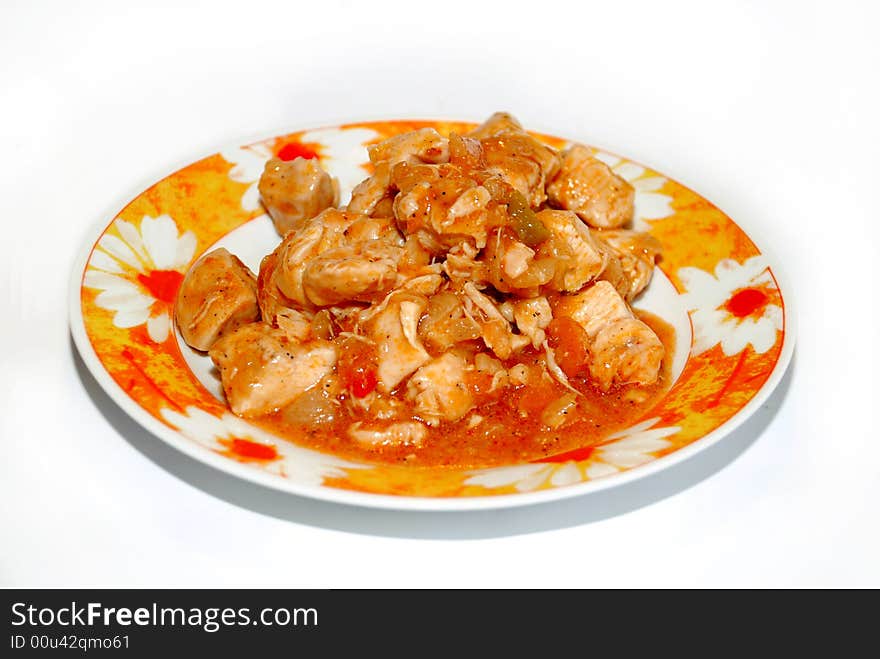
[68, 116, 797, 511]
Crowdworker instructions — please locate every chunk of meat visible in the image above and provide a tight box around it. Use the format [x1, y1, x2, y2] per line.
[302, 239, 403, 306]
[258, 157, 338, 236]
[368, 127, 450, 166]
[273, 218, 327, 308]
[396, 272, 445, 297]
[347, 161, 394, 216]
[554, 281, 663, 390]
[344, 213, 404, 245]
[547, 144, 634, 229]
[392, 162, 506, 251]
[554, 280, 631, 336]
[366, 293, 431, 392]
[348, 421, 427, 448]
[536, 210, 608, 292]
[513, 296, 553, 349]
[209, 323, 337, 417]
[594, 229, 662, 300]
[483, 228, 555, 295]
[274, 209, 403, 308]
[407, 353, 473, 426]
[589, 318, 665, 391]
[175, 248, 259, 351]
[481, 133, 561, 207]
[256, 249, 312, 340]
[443, 241, 488, 287]
[461, 282, 529, 359]
[467, 112, 525, 139]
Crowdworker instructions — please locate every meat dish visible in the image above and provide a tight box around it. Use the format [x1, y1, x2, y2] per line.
[174, 113, 673, 467]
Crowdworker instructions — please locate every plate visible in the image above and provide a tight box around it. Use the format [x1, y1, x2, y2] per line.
[69, 118, 795, 510]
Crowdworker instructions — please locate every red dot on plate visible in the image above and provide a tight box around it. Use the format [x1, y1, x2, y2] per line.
[137, 270, 184, 305]
[229, 438, 278, 461]
[277, 142, 319, 161]
[724, 287, 768, 318]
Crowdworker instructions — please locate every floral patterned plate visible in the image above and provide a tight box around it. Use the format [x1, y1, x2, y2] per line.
[69, 119, 795, 510]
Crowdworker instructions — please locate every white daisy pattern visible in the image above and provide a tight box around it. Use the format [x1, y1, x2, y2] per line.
[298, 127, 379, 204]
[83, 214, 196, 343]
[594, 151, 674, 230]
[220, 127, 379, 210]
[161, 406, 364, 485]
[464, 417, 681, 492]
[219, 142, 274, 211]
[679, 255, 783, 357]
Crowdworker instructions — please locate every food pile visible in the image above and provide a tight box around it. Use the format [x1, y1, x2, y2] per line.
[174, 113, 665, 454]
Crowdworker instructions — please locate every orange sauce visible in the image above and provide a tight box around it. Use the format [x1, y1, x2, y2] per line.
[250, 310, 675, 469]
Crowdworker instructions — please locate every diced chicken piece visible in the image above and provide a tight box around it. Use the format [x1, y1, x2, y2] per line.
[467, 112, 525, 139]
[256, 249, 288, 321]
[256, 249, 312, 340]
[209, 323, 337, 417]
[461, 282, 529, 359]
[397, 234, 431, 273]
[418, 290, 481, 352]
[347, 161, 394, 216]
[501, 241, 536, 279]
[513, 296, 553, 349]
[483, 228, 556, 295]
[368, 128, 450, 166]
[175, 248, 259, 351]
[536, 210, 608, 292]
[274, 209, 402, 308]
[366, 293, 431, 393]
[302, 239, 403, 306]
[547, 144, 634, 229]
[396, 273, 444, 298]
[497, 300, 516, 323]
[348, 421, 427, 448]
[594, 229, 662, 300]
[554, 281, 663, 390]
[449, 185, 492, 223]
[291, 207, 390, 254]
[554, 280, 633, 336]
[589, 318, 665, 391]
[407, 353, 473, 426]
[258, 157, 338, 236]
[345, 213, 404, 246]
[443, 241, 488, 287]
[272, 307, 312, 342]
[392, 162, 506, 252]
[273, 219, 327, 308]
[481, 133, 561, 207]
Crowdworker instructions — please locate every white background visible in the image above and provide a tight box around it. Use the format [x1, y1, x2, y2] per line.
[2, 0, 877, 587]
